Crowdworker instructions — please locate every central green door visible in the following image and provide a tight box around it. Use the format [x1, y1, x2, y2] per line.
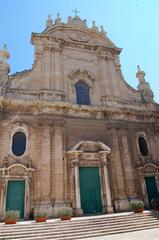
[145, 177, 159, 207]
[79, 167, 102, 214]
[6, 180, 25, 218]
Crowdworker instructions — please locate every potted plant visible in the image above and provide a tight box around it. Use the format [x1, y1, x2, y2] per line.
[3, 210, 20, 224]
[34, 209, 47, 222]
[58, 207, 73, 220]
[151, 197, 159, 210]
[131, 200, 144, 213]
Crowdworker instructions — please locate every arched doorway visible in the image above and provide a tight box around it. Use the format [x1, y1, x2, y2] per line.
[67, 141, 113, 216]
[138, 163, 159, 208]
[0, 162, 35, 219]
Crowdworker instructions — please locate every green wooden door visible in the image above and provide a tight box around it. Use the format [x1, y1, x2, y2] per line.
[145, 177, 159, 207]
[79, 167, 102, 214]
[6, 180, 25, 218]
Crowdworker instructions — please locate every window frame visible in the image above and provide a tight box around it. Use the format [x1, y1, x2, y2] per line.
[10, 127, 29, 158]
[75, 80, 91, 105]
[136, 132, 150, 157]
[138, 136, 149, 156]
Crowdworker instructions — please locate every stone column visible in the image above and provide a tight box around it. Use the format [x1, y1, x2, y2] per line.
[0, 177, 6, 213]
[67, 150, 83, 216]
[100, 151, 113, 213]
[138, 169, 149, 207]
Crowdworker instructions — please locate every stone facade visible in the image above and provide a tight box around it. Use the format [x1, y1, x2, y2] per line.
[0, 14, 159, 219]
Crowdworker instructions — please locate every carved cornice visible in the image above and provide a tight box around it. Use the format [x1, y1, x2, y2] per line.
[32, 34, 120, 55]
[0, 97, 159, 123]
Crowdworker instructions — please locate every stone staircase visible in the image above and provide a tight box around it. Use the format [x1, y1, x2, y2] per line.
[0, 211, 159, 240]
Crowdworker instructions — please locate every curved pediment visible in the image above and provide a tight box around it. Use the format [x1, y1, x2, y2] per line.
[43, 26, 115, 48]
[71, 141, 111, 153]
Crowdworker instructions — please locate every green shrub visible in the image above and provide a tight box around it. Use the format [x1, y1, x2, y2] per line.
[3, 210, 20, 221]
[34, 209, 47, 219]
[151, 197, 159, 209]
[131, 200, 144, 210]
[58, 207, 73, 217]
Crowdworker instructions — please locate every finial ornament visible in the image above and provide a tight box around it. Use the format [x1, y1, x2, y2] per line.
[4, 43, 7, 49]
[55, 12, 61, 25]
[137, 65, 140, 72]
[0, 44, 10, 63]
[136, 65, 154, 103]
[100, 25, 107, 35]
[136, 65, 145, 83]
[46, 14, 52, 28]
[92, 21, 98, 31]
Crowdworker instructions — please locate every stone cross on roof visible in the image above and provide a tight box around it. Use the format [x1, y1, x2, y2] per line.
[72, 8, 80, 17]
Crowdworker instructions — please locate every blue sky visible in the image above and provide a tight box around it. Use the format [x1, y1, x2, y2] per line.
[0, 0, 159, 102]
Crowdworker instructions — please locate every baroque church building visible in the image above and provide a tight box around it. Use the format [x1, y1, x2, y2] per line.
[0, 14, 159, 219]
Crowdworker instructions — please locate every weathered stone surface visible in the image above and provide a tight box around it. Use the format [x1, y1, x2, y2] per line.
[0, 15, 159, 218]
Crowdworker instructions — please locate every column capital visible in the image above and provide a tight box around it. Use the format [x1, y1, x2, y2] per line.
[99, 151, 110, 167]
[67, 150, 82, 159]
[72, 159, 80, 167]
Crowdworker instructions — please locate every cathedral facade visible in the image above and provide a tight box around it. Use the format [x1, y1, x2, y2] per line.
[0, 14, 159, 219]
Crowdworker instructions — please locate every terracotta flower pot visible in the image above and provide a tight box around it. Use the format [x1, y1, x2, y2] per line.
[60, 216, 71, 221]
[154, 208, 159, 211]
[35, 217, 47, 223]
[133, 208, 144, 213]
[5, 220, 17, 224]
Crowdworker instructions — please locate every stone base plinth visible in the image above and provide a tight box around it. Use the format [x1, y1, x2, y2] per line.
[114, 198, 131, 212]
[74, 208, 83, 216]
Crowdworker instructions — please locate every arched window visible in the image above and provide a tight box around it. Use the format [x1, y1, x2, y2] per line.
[75, 81, 90, 105]
[12, 132, 26, 156]
[138, 137, 148, 156]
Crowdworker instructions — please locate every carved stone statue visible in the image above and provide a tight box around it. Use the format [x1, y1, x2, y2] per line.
[136, 65, 154, 103]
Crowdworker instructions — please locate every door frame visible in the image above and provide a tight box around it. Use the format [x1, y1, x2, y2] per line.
[0, 163, 35, 219]
[67, 141, 113, 215]
[4, 178, 28, 218]
[6, 179, 26, 218]
[138, 163, 159, 208]
[144, 176, 159, 206]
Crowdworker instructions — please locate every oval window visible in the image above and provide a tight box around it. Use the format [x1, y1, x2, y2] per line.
[12, 132, 26, 156]
[138, 137, 148, 156]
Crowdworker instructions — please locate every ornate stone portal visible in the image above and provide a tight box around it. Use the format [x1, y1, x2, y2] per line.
[67, 141, 113, 215]
[0, 161, 35, 219]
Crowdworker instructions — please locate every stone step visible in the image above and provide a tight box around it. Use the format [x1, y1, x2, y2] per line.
[0, 211, 159, 240]
[1, 211, 159, 231]
[0, 216, 159, 235]
[1, 222, 159, 240]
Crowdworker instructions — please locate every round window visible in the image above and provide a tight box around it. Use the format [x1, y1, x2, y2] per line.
[12, 132, 26, 156]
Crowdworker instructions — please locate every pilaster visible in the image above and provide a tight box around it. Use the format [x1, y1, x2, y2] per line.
[53, 123, 64, 204]
[120, 129, 137, 198]
[99, 151, 113, 213]
[110, 128, 127, 211]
